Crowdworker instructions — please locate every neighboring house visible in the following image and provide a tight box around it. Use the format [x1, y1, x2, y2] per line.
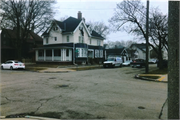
[35, 11, 105, 64]
[104, 47, 128, 62]
[1, 28, 43, 62]
[129, 43, 150, 60]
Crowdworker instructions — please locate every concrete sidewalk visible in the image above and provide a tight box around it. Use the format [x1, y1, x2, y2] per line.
[135, 74, 168, 83]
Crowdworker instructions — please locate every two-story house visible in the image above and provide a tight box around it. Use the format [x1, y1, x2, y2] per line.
[35, 11, 105, 65]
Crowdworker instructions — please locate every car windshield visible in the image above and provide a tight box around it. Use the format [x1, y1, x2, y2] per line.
[107, 58, 115, 61]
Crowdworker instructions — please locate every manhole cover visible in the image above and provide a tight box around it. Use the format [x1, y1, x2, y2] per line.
[138, 106, 145, 109]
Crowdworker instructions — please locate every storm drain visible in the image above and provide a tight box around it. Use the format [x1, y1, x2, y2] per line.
[138, 106, 145, 109]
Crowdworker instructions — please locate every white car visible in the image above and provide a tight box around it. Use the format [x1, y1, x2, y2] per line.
[1, 60, 25, 70]
[122, 60, 132, 66]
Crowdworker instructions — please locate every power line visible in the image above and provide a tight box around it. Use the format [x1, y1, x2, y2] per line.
[58, 7, 115, 11]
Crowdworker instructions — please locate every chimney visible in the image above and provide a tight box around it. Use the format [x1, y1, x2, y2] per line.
[78, 11, 82, 20]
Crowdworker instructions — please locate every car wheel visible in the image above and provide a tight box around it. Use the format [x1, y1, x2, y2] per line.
[1, 66, 3, 70]
[10, 66, 13, 70]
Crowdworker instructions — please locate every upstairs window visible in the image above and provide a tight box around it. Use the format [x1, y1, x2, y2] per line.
[54, 37, 57, 41]
[53, 26, 58, 31]
[97, 40, 101, 46]
[67, 36, 69, 42]
[90, 39, 92, 44]
[79, 36, 84, 43]
[45, 38, 48, 44]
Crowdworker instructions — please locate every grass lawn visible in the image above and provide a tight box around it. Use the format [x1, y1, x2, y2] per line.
[148, 67, 168, 74]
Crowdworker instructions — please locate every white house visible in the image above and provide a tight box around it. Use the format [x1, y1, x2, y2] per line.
[129, 43, 150, 60]
[35, 11, 105, 64]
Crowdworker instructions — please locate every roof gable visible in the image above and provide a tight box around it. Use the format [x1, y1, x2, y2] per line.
[130, 43, 146, 52]
[42, 16, 104, 40]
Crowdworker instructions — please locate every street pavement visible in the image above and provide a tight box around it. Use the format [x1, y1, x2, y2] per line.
[0, 64, 168, 119]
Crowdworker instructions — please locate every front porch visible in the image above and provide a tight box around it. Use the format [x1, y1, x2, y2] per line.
[36, 48, 72, 62]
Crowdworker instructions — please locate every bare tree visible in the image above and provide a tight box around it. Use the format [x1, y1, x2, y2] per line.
[87, 21, 110, 38]
[109, 0, 168, 69]
[105, 40, 137, 48]
[0, 0, 55, 60]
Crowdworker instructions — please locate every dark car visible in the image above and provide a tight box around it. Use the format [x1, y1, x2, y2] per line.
[130, 59, 145, 68]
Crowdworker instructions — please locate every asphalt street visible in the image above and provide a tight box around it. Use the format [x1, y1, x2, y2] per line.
[0, 65, 167, 119]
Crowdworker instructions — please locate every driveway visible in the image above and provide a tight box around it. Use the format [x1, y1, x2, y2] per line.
[0, 65, 167, 119]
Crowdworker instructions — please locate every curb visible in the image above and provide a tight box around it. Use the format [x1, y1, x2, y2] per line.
[135, 74, 167, 83]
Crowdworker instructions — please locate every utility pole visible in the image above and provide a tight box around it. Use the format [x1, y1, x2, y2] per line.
[145, 0, 149, 73]
[168, 1, 179, 119]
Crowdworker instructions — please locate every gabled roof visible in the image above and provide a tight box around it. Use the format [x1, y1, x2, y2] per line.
[130, 43, 146, 52]
[91, 30, 104, 40]
[105, 47, 127, 55]
[42, 17, 104, 39]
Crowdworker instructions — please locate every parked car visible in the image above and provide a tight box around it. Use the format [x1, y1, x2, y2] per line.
[122, 60, 132, 66]
[103, 57, 123, 68]
[149, 59, 158, 64]
[1, 60, 25, 70]
[130, 59, 145, 68]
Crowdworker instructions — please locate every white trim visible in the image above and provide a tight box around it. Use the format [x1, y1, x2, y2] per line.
[73, 20, 91, 37]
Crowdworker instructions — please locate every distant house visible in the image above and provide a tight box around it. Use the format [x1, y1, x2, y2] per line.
[1, 28, 43, 62]
[105, 47, 128, 62]
[35, 11, 105, 65]
[129, 43, 150, 60]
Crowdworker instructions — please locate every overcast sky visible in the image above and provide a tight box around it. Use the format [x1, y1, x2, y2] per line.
[53, 0, 168, 43]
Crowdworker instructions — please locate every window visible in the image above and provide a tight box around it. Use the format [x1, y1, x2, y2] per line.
[76, 48, 87, 57]
[97, 40, 101, 46]
[46, 50, 52, 56]
[82, 36, 84, 43]
[53, 26, 58, 31]
[38, 50, 44, 57]
[46, 38, 48, 44]
[95, 50, 99, 58]
[90, 39, 92, 44]
[66, 49, 69, 56]
[79, 36, 81, 43]
[79, 36, 84, 43]
[54, 37, 57, 41]
[54, 49, 61, 56]
[100, 50, 103, 58]
[67, 36, 69, 42]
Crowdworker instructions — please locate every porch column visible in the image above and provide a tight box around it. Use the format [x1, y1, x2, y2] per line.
[35, 50, 38, 61]
[52, 49, 54, 61]
[44, 49, 46, 61]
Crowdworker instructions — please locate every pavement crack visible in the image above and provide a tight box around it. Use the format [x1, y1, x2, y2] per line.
[158, 98, 168, 119]
[34, 96, 61, 113]
[5, 97, 24, 102]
